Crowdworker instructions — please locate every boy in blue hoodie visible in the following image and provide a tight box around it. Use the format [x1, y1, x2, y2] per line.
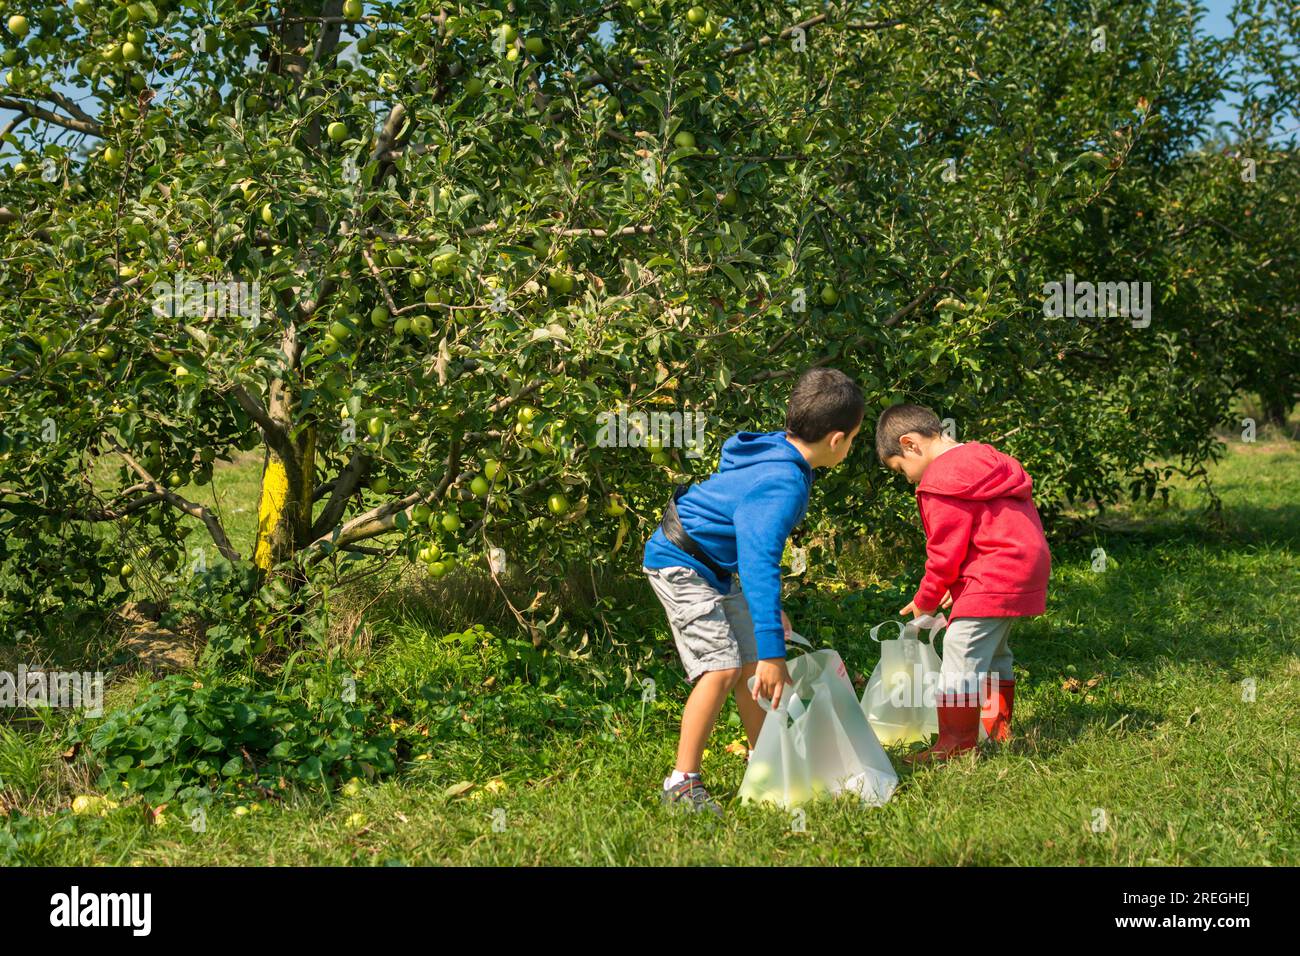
[643, 368, 864, 814]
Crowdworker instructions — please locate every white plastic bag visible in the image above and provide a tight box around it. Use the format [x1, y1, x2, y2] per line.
[738, 634, 899, 809]
[861, 615, 946, 746]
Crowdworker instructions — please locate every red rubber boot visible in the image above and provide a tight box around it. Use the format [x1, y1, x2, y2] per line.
[981, 676, 1015, 743]
[905, 691, 981, 765]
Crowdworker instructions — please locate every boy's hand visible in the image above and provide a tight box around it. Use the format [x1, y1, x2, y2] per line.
[753, 658, 791, 711]
[900, 591, 951, 618]
[780, 610, 792, 639]
[899, 600, 928, 618]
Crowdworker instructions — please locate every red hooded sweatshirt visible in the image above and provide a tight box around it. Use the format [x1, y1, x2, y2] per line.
[912, 442, 1051, 619]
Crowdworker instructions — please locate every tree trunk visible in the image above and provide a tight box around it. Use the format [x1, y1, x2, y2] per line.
[253, 426, 315, 571]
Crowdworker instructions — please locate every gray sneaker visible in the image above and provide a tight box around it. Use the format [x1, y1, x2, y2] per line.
[661, 777, 723, 817]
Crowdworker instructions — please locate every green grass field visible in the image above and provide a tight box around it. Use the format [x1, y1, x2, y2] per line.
[2, 437, 1297, 865]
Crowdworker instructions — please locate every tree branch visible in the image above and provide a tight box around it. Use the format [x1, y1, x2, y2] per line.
[0, 96, 102, 136]
[109, 439, 241, 561]
[310, 447, 369, 539]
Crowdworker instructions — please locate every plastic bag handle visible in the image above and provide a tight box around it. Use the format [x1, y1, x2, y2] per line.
[786, 631, 812, 649]
[869, 620, 905, 643]
[870, 614, 946, 644]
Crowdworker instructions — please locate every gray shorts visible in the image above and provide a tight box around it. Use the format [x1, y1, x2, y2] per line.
[940, 616, 1015, 694]
[643, 565, 758, 682]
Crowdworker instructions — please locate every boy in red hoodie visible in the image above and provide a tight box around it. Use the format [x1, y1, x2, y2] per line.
[876, 404, 1051, 763]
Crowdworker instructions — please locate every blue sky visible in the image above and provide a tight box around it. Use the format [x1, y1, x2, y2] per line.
[1202, 0, 1246, 129]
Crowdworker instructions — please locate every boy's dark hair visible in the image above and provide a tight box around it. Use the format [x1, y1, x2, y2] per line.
[875, 403, 943, 460]
[784, 368, 865, 443]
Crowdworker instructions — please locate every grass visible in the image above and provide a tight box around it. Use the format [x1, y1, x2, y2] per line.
[2, 436, 1297, 865]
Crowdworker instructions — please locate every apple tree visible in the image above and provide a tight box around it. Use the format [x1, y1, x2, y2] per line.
[1, 1, 1295, 651]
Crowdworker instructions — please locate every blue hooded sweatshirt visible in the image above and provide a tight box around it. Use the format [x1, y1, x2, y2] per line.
[643, 430, 814, 660]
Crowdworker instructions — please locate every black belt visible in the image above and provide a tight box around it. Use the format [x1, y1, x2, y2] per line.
[660, 484, 732, 582]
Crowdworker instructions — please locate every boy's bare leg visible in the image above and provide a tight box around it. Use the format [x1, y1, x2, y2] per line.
[733, 661, 765, 748]
[674, 668, 741, 773]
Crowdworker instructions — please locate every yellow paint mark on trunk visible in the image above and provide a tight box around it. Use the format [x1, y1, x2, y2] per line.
[254, 453, 289, 571]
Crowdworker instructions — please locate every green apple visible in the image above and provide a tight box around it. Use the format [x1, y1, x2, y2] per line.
[820, 283, 838, 306]
[651, 450, 670, 466]
[121, 41, 142, 62]
[687, 6, 707, 26]
[428, 560, 448, 578]
[464, 76, 484, 96]
[700, 19, 719, 39]
[720, 189, 738, 209]
[126, 27, 146, 46]
[192, 238, 209, 257]
[343, 0, 362, 20]
[525, 36, 544, 56]
[547, 493, 570, 516]
[172, 364, 190, 379]
[260, 202, 274, 226]
[411, 314, 433, 337]
[547, 271, 575, 294]
[367, 417, 384, 438]
[441, 513, 461, 532]
[370, 306, 389, 328]
[94, 344, 116, 362]
[370, 475, 390, 494]
[484, 459, 503, 482]
[102, 146, 123, 167]
[498, 23, 518, 45]
[118, 562, 134, 578]
[327, 121, 348, 144]
[7, 15, 29, 38]
[604, 496, 626, 516]
[673, 130, 696, 149]
[409, 270, 428, 289]
[411, 504, 432, 525]
[329, 320, 353, 341]
[423, 287, 446, 306]
[393, 317, 411, 336]
[320, 336, 340, 356]
[470, 476, 489, 497]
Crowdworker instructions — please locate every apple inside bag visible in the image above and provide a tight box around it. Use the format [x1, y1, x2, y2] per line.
[861, 617, 946, 746]
[738, 640, 899, 809]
